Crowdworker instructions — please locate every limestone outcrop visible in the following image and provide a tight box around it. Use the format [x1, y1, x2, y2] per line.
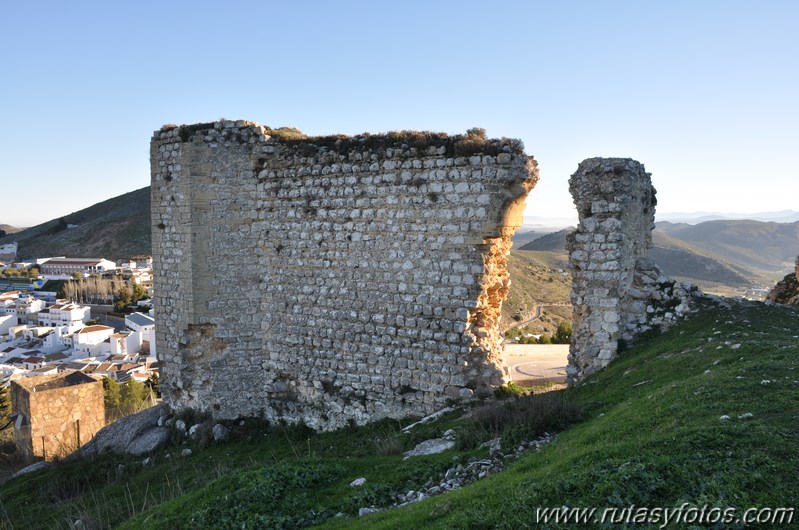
[766, 256, 799, 305]
[151, 121, 537, 429]
[74, 403, 170, 458]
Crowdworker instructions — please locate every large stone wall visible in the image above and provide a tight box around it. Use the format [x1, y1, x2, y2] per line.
[566, 158, 698, 384]
[152, 121, 537, 429]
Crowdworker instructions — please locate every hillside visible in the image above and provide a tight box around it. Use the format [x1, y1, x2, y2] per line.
[510, 229, 548, 248]
[0, 225, 22, 236]
[517, 226, 781, 293]
[657, 219, 799, 279]
[502, 250, 571, 334]
[517, 228, 572, 253]
[2, 299, 796, 528]
[649, 231, 754, 286]
[0, 187, 150, 261]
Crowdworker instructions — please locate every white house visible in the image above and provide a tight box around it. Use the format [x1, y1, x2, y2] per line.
[0, 242, 17, 261]
[73, 325, 115, 355]
[40, 323, 83, 353]
[15, 296, 46, 323]
[0, 314, 18, 337]
[120, 257, 153, 270]
[21, 355, 45, 370]
[40, 257, 116, 277]
[38, 302, 91, 327]
[125, 312, 154, 333]
[0, 291, 21, 316]
[107, 331, 143, 357]
[126, 312, 156, 356]
[26, 365, 59, 377]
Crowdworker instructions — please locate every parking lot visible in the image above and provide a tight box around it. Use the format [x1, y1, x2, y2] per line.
[503, 343, 569, 386]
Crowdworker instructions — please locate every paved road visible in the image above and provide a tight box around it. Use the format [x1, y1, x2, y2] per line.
[506, 302, 571, 330]
[96, 313, 126, 332]
[504, 344, 569, 385]
[508, 306, 543, 329]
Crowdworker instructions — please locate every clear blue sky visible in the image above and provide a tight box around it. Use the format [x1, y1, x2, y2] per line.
[1, 1, 797, 227]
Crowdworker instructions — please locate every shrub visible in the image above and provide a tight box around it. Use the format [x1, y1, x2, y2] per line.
[458, 392, 581, 450]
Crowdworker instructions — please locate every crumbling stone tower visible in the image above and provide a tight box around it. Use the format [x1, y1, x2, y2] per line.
[567, 158, 699, 384]
[151, 121, 537, 429]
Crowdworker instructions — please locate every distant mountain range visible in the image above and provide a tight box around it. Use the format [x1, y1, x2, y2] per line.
[0, 225, 22, 236]
[0, 187, 150, 260]
[657, 210, 799, 224]
[516, 219, 799, 291]
[522, 210, 799, 229]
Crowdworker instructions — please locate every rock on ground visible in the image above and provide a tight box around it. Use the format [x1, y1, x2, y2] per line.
[74, 403, 170, 458]
[403, 438, 455, 458]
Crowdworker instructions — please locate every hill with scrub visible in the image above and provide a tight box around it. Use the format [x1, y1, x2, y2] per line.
[1, 298, 797, 528]
[0, 187, 150, 261]
[516, 222, 799, 297]
[501, 250, 571, 334]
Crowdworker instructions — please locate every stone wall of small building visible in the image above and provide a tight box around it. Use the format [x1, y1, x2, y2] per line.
[151, 121, 537, 429]
[566, 158, 699, 384]
[11, 372, 105, 461]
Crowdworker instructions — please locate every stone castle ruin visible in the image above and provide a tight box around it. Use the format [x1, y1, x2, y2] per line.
[152, 121, 536, 429]
[151, 120, 698, 428]
[566, 158, 699, 383]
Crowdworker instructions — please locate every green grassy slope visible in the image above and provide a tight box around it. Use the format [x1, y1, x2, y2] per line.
[336, 300, 799, 529]
[0, 187, 150, 261]
[2, 299, 796, 529]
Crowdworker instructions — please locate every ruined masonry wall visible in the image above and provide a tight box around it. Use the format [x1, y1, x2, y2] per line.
[566, 158, 698, 384]
[151, 120, 537, 429]
[11, 374, 105, 461]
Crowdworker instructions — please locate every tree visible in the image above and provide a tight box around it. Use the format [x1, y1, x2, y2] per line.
[114, 286, 133, 312]
[0, 385, 10, 418]
[132, 283, 149, 303]
[554, 321, 573, 344]
[71, 272, 83, 281]
[120, 380, 150, 415]
[103, 378, 121, 413]
[147, 372, 161, 398]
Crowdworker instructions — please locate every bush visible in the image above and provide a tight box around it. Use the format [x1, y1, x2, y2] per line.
[553, 321, 572, 344]
[458, 392, 581, 450]
[103, 378, 154, 421]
